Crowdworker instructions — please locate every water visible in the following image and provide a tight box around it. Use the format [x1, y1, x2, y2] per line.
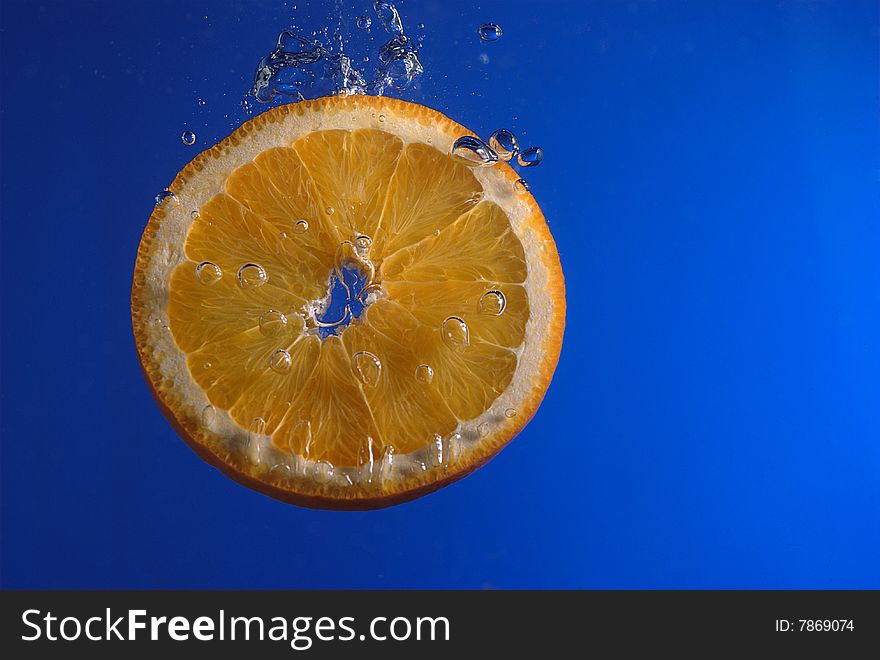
[488, 128, 519, 162]
[4, 0, 879, 591]
[517, 146, 543, 167]
[250, 0, 424, 100]
[451, 135, 498, 167]
[478, 23, 503, 42]
[195, 261, 222, 286]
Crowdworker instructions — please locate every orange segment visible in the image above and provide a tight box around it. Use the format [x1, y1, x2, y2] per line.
[292, 128, 404, 240]
[168, 262, 305, 353]
[383, 280, 529, 349]
[272, 337, 382, 466]
[224, 147, 339, 265]
[341, 300, 460, 456]
[374, 142, 483, 257]
[185, 194, 328, 300]
[186, 323, 303, 411]
[380, 201, 527, 283]
[228, 335, 320, 437]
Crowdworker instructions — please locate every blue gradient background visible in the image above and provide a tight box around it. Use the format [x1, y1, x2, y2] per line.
[2, 1, 878, 588]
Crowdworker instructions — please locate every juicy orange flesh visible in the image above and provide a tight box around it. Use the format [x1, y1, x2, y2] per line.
[167, 128, 529, 467]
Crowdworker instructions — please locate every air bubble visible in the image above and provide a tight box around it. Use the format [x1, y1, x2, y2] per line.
[269, 349, 292, 374]
[314, 460, 335, 483]
[379, 445, 395, 481]
[259, 310, 288, 337]
[478, 422, 490, 437]
[248, 417, 267, 464]
[378, 114, 386, 122]
[181, 130, 196, 146]
[287, 420, 313, 470]
[238, 263, 268, 288]
[358, 436, 377, 483]
[373, 1, 403, 35]
[355, 235, 372, 255]
[517, 146, 543, 167]
[293, 219, 309, 234]
[154, 190, 178, 208]
[191, 209, 201, 220]
[478, 23, 503, 42]
[353, 351, 382, 387]
[514, 178, 531, 194]
[479, 290, 507, 316]
[195, 261, 222, 285]
[489, 129, 519, 162]
[325, 206, 335, 215]
[505, 408, 517, 418]
[356, 15, 372, 29]
[441, 316, 470, 352]
[451, 136, 498, 167]
[414, 364, 434, 384]
[201, 404, 216, 425]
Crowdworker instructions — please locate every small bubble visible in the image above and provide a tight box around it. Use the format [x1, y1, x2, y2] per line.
[418, 22, 425, 30]
[514, 178, 531, 194]
[288, 420, 312, 461]
[358, 436, 377, 482]
[374, 1, 403, 35]
[478, 23, 503, 42]
[238, 263, 268, 288]
[478, 422, 490, 437]
[280, 231, 288, 239]
[293, 219, 309, 234]
[489, 129, 519, 162]
[451, 136, 498, 167]
[441, 316, 470, 352]
[517, 146, 543, 167]
[191, 209, 201, 220]
[504, 408, 517, 418]
[356, 15, 372, 29]
[325, 206, 335, 215]
[355, 235, 372, 255]
[479, 290, 507, 316]
[432, 228, 441, 236]
[181, 130, 196, 146]
[353, 351, 382, 387]
[314, 460, 335, 483]
[379, 445, 395, 481]
[201, 404, 216, 425]
[195, 261, 222, 285]
[154, 190, 178, 208]
[414, 364, 434, 384]
[269, 349, 292, 374]
[197, 98, 207, 106]
[259, 310, 288, 337]
[478, 53, 490, 65]
[378, 114, 386, 122]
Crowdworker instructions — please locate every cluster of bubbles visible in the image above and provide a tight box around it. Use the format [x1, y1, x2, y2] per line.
[250, 1, 424, 102]
[451, 127, 542, 194]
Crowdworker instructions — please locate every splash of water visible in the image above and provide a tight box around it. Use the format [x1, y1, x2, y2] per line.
[249, 1, 423, 102]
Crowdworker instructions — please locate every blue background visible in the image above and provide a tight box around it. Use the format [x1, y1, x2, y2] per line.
[1, 0, 878, 588]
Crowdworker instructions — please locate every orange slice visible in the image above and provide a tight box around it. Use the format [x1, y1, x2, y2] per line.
[132, 95, 565, 509]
